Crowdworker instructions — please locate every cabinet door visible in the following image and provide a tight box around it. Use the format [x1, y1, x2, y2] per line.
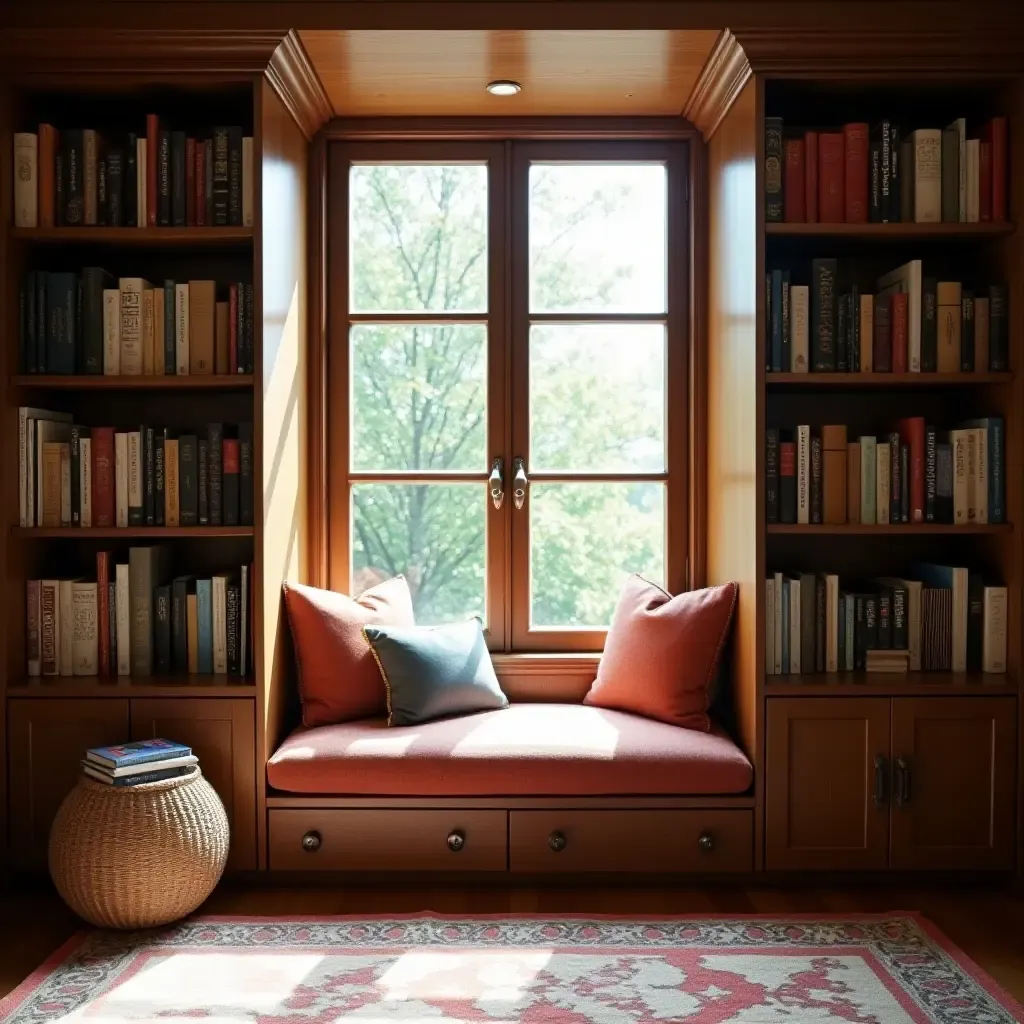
[890, 697, 1016, 870]
[130, 698, 257, 870]
[766, 697, 891, 870]
[8, 698, 130, 869]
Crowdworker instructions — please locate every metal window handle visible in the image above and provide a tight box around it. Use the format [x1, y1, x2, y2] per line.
[895, 756, 912, 809]
[874, 754, 888, 810]
[489, 458, 504, 510]
[513, 458, 528, 510]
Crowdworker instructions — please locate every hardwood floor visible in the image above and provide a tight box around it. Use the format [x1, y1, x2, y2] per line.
[3, 883, 1024, 1004]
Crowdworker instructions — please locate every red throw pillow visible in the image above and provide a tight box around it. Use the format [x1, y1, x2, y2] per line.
[282, 577, 415, 727]
[584, 575, 738, 732]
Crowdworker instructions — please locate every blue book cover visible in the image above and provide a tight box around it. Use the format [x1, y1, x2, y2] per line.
[845, 597, 855, 671]
[196, 578, 214, 673]
[46, 271, 77, 374]
[86, 738, 192, 769]
[961, 417, 1004, 524]
[780, 578, 790, 674]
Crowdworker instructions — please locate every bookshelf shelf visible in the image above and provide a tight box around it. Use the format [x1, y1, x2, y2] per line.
[10, 226, 254, 246]
[767, 523, 1010, 536]
[12, 526, 254, 539]
[767, 372, 1013, 388]
[765, 222, 1014, 239]
[6, 676, 256, 698]
[13, 374, 255, 391]
[765, 672, 1014, 697]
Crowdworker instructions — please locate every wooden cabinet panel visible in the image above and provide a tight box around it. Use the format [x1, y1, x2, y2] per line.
[130, 698, 257, 870]
[269, 809, 508, 871]
[509, 810, 752, 873]
[890, 697, 1016, 871]
[7, 698, 130, 869]
[766, 698, 891, 871]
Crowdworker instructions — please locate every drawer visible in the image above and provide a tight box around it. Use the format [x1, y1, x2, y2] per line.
[509, 809, 752, 873]
[269, 809, 508, 871]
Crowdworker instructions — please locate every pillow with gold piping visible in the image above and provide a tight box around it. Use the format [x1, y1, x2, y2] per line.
[362, 618, 508, 727]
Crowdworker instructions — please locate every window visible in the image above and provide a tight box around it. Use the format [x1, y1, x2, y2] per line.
[328, 139, 689, 652]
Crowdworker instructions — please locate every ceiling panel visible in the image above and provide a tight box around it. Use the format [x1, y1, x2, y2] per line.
[299, 29, 721, 117]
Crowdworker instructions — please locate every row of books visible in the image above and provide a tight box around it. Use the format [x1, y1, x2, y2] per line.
[12, 120, 253, 229]
[26, 548, 253, 678]
[765, 418, 1005, 526]
[765, 117, 1008, 224]
[18, 410, 254, 529]
[84, 738, 197, 787]
[767, 260, 1008, 374]
[18, 272, 254, 376]
[765, 567, 1007, 676]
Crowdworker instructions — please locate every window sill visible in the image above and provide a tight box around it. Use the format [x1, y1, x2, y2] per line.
[491, 653, 599, 702]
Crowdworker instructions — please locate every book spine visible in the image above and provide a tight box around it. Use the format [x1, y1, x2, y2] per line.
[876, 443, 890, 525]
[41, 443, 62, 527]
[790, 284, 809, 372]
[171, 131, 186, 226]
[97, 152, 108, 225]
[127, 430, 143, 525]
[227, 583, 241, 674]
[145, 114, 159, 226]
[56, 580, 71, 674]
[223, 438, 240, 526]
[979, 140, 992, 221]
[119, 278, 143, 375]
[988, 284, 1007, 371]
[966, 138, 981, 222]
[228, 127, 243, 226]
[860, 437, 876, 524]
[873, 294, 891, 373]
[81, 268, 106, 374]
[114, 431, 128, 528]
[951, 430, 969, 525]
[243, 283, 254, 372]
[213, 576, 228, 672]
[891, 127, 903, 222]
[71, 583, 98, 675]
[990, 418, 1005, 524]
[205, 139, 214, 223]
[836, 294, 848, 372]
[13, 133, 38, 227]
[96, 550, 111, 674]
[91, 427, 115, 527]
[165, 439, 179, 526]
[41, 580, 59, 675]
[70, 425, 82, 525]
[35, 273, 47, 372]
[937, 282, 962, 373]
[188, 279, 216, 373]
[179, 435, 198, 525]
[809, 435, 822, 524]
[142, 426, 154, 525]
[229, 283, 239, 373]
[198, 439, 209, 525]
[175, 283, 190, 375]
[197, 579, 213, 672]
[63, 129, 84, 225]
[783, 138, 805, 223]
[80, 436, 92, 526]
[154, 585, 172, 673]
[811, 259, 837, 370]
[185, 137, 196, 226]
[46, 273, 76, 375]
[764, 117, 784, 222]
[877, 592, 892, 650]
[920, 278, 938, 372]
[796, 425, 810, 525]
[102, 288, 120, 375]
[961, 290, 975, 372]
[889, 432, 902, 523]
[242, 136, 254, 227]
[890, 292, 908, 374]
[804, 130, 818, 222]
[818, 132, 844, 222]
[975, 296, 990, 372]
[207, 423, 224, 525]
[171, 579, 188, 672]
[115, 563, 130, 675]
[765, 429, 779, 525]
[843, 122, 869, 223]
[123, 133, 137, 226]
[779, 442, 796, 524]
[60, 444, 71, 526]
[154, 433, 165, 526]
[983, 586, 1008, 673]
[158, 127, 172, 225]
[195, 138, 206, 226]
[106, 147, 123, 227]
[212, 127, 230, 226]
[82, 129, 97, 225]
[129, 546, 161, 676]
[869, 140, 882, 222]
[26, 579, 41, 676]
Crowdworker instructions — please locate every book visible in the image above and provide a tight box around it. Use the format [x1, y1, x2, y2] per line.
[873, 294, 891, 373]
[223, 438, 240, 526]
[915, 563, 968, 672]
[213, 574, 229, 672]
[114, 431, 129, 527]
[965, 138, 980, 222]
[975, 295, 990, 372]
[811, 259, 837, 370]
[154, 584, 172, 673]
[127, 429, 143, 525]
[129, 544, 169, 676]
[171, 130, 187, 226]
[59, 579, 75, 675]
[937, 281, 962, 373]
[796, 425, 810, 525]
[195, 138, 206, 226]
[967, 573, 984, 670]
[137, 136, 148, 228]
[804, 130, 818, 222]
[947, 117, 966, 221]
[41, 441, 65, 527]
[818, 132, 844, 222]
[152, 288, 165, 376]
[941, 125, 960, 222]
[70, 425, 84, 525]
[207, 423, 224, 525]
[97, 550, 111, 674]
[215, 301, 230, 372]
[82, 764, 195, 787]
[876, 443, 890, 525]
[91, 426, 115, 527]
[71, 581, 99, 675]
[877, 260, 922, 373]
[14, 132, 38, 227]
[979, 140, 992, 221]
[910, 128, 941, 222]
[165, 437, 179, 526]
[175, 282, 190, 374]
[212, 127, 231, 225]
[38, 123, 57, 227]
[872, 121, 894, 222]
[896, 417, 926, 523]
[781, 577, 790, 674]
[228, 127, 243, 226]
[119, 277, 148, 375]
[890, 292, 908, 374]
[765, 427, 779, 524]
[988, 284, 1008, 371]
[936, 440, 954, 523]
[920, 278, 938, 372]
[950, 429, 970, 525]
[859, 436, 876, 524]
[769, 269, 783, 372]
[242, 135, 254, 227]
[197, 578, 214, 672]
[106, 145, 123, 226]
[779, 441, 796, 524]
[163, 281, 176, 373]
[146, 114, 160, 226]
[172, 575, 193, 672]
[846, 442, 861, 523]
[41, 579, 60, 675]
[961, 290, 975, 373]
[83, 129, 98, 225]
[46, 272, 76, 375]
[961, 416, 1004, 524]
[809, 435, 822, 524]
[63, 129, 84, 225]
[982, 586, 1008, 673]
[86, 737, 193, 769]
[789, 284, 809, 373]
[783, 138, 805, 223]
[86, 753, 199, 779]
[188, 279, 216, 373]
[102, 288, 120, 374]
[26, 580, 41, 676]
[179, 434, 199, 526]
[765, 118, 784, 222]
[821, 424, 846, 525]
[843, 122, 869, 223]
[187, 592, 199, 672]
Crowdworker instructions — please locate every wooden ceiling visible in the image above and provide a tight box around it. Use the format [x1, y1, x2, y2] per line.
[299, 29, 722, 118]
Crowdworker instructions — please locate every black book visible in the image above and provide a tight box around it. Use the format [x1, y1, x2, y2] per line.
[224, 440, 240, 527]
[55, 147, 65, 226]
[869, 141, 882, 222]
[228, 126, 243, 226]
[836, 293, 848, 372]
[769, 270, 783, 372]
[179, 434, 199, 526]
[936, 439, 954, 523]
[244, 283, 254, 372]
[966, 572, 984, 671]
[989, 284, 1008, 371]
[212, 127, 230, 225]
[900, 443, 909, 523]
[877, 591, 892, 649]
[22, 272, 36, 373]
[864, 594, 878, 651]
[925, 425, 937, 521]
[883, 581, 909, 650]
[961, 290, 975, 372]
[171, 575, 193, 672]
[35, 272, 48, 372]
[811, 259, 837, 371]
[62, 129, 84, 225]
[207, 423, 224, 525]
[157, 128, 171, 226]
[80, 266, 112, 375]
[163, 280, 176, 374]
[921, 278, 938, 372]
[854, 594, 867, 670]
[889, 126, 902, 222]
[889, 431, 901, 523]
[125, 133, 138, 227]
[814, 576, 825, 673]
[70, 425, 84, 525]
[205, 138, 214, 224]
[810, 435, 822, 524]
[144, 426, 155, 525]
[780, 440, 796, 524]
[765, 427, 780, 524]
[97, 154, 108, 225]
[46, 272, 76, 375]
[872, 121, 893, 222]
[226, 582, 241, 674]
[154, 433, 165, 526]
[765, 117, 784, 222]
[198, 439, 209, 526]
[850, 285, 860, 373]
[106, 148, 124, 226]
[239, 422, 254, 526]
[764, 273, 772, 371]
[171, 130, 187, 226]
[154, 585, 172, 673]
[780, 273, 791, 373]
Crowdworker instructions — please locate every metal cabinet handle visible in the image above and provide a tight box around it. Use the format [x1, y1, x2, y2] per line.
[489, 458, 504, 510]
[895, 756, 912, 809]
[548, 830, 567, 852]
[698, 832, 715, 852]
[447, 830, 465, 853]
[513, 457, 528, 510]
[874, 754, 888, 810]
[301, 830, 322, 852]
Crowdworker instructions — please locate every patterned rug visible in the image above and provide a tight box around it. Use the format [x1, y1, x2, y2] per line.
[2, 915, 1020, 1023]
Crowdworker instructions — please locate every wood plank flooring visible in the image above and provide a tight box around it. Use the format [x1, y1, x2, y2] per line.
[3, 883, 1024, 1004]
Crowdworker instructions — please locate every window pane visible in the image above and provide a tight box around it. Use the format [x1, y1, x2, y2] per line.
[530, 323, 665, 473]
[351, 324, 487, 472]
[350, 164, 488, 313]
[352, 484, 486, 625]
[529, 163, 666, 314]
[530, 483, 665, 628]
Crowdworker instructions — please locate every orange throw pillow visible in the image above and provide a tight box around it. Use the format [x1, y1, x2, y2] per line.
[584, 575, 738, 732]
[282, 577, 415, 727]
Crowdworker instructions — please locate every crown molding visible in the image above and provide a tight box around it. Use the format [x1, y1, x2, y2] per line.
[265, 31, 335, 141]
[683, 30, 751, 141]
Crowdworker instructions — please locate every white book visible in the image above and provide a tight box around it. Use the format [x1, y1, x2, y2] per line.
[13, 132, 38, 227]
[83, 129, 98, 225]
[60, 443, 71, 526]
[240, 563, 248, 677]
[80, 436, 93, 528]
[947, 117, 967, 221]
[19, 407, 72, 527]
[877, 261, 923, 373]
[788, 576, 801, 675]
[964, 429, 978, 522]
[242, 136, 254, 227]
[96, 754, 199, 779]
[790, 285, 809, 372]
[911, 128, 941, 223]
[982, 586, 1008, 673]
[137, 136, 147, 227]
[59, 579, 75, 676]
[128, 430, 142, 522]
[115, 431, 129, 528]
[796, 425, 810, 524]
[103, 288, 121, 375]
[116, 563, 131, 675]
[176, 283, 190, 375]
[142, 286, 155, 375]
[119, 277, 148, 375]
[876, 443, 890, 525]
[42, 579, 60, 676]
[27, 420, 35, 527]
[966, 138, 980, 223]
[971, 426, 988, 524]
[765, 579, 775, 677]
[71, 581, 99, 675]
[860, 436, 877, 525]
[773, 572, 783, 676]
[825, 574, 839, 673]
[35, 418, 73, 526]
[213, 575, 229, 674]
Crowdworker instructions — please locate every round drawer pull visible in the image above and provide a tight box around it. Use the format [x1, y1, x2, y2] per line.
[447, 830, 466, 853]
[301, 830, 322, 852]
[548, 830, 567, 853]
[698, 832, 715, 852]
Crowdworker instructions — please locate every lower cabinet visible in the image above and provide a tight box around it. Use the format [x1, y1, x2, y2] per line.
[766, 695, 1017, 871]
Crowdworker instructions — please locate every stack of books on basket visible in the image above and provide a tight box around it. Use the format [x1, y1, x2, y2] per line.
[82, 738, 197, 787]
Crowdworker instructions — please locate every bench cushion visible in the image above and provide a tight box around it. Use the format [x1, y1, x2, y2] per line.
[267, 703, 753, 797]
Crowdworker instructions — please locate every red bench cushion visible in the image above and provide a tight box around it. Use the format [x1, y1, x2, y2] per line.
[267, 703, 753, 797]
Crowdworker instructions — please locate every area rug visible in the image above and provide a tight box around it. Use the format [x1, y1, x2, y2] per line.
[2, 914, 1020, 1023]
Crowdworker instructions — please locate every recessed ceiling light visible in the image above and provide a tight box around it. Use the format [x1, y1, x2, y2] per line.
[487, 80, 521, 96]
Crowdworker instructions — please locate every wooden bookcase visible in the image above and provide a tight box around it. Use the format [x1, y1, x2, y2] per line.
[0, 35, 316, 873]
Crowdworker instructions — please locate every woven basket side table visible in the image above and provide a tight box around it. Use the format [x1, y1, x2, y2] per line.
[49, 766, 230, 929]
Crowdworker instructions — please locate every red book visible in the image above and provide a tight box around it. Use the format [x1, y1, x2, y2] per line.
[818, 133, 845, 223]
[979, 140, 992, 222]
[145, 113, 159, 227]
[897, 416, 926, 523]
[804, 130, 818, 222]
[195, 141, 206, 226]
[843, 122, 869, 223]
[874, 294, 892, 372]
[891, 292, 908, 373]
[229, 283, 239, 374]
[784, 139, 806, 222]
[38, 123, 58, 228]
[96, 550, 111, 674]
[91, 427, 115, 528]
[185, 138, 196, 226]
[989, 116, 1008, 222]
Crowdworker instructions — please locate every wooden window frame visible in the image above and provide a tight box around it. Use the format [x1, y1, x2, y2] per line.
[315, 118, 701, 661]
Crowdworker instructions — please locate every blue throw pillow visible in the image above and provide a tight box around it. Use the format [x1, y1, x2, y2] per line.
[362, 618, 508, 727]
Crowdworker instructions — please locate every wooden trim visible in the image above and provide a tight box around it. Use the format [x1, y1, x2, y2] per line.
[683, 30, 752, 141]
[308, 133, 329, 589]
[12, 375, 255, 391]
[766, 222, 1014, 238]
[492, 652, 599, 701]
[688, 135, 708, 588]
[266, 794, 755, 810]
[322, 117, 701, 142]
[265, 30, 334, 141]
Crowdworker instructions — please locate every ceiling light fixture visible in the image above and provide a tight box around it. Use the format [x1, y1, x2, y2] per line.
[486, 80, 521, 96]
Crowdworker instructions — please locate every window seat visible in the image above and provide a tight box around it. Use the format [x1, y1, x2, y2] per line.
[267, 703, 753, 797]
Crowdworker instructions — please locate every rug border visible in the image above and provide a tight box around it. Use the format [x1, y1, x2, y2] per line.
[0, 930, 91, 1018]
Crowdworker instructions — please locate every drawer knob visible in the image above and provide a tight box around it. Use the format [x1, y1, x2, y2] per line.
[447, 830, 466, 853]
[698, 832, 715, 852]
[301, 830, 322, 852]
[548, 830, 567, 853]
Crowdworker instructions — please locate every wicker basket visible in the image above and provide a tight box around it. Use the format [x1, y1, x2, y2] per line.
[49, 766, 230, 929]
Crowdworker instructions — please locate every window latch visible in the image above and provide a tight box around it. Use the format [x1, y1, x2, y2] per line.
[513, 457, 528, 510]
[489, 458, 504, 510]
